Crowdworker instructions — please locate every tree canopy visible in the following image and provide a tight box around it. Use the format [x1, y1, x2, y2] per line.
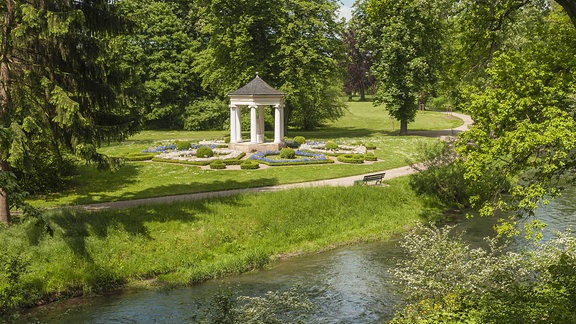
[365, 0, 445, 135]
[0, 0, 141, 224]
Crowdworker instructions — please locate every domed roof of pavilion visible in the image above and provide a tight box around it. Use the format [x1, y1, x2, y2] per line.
[229, 74, 284, 96]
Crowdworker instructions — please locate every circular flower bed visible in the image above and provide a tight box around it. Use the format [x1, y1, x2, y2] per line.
[300, 141, 367, 155]
[249, 150, 333, 165]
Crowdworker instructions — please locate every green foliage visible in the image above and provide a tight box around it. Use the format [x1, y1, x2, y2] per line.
[120, 153, 156, 162]
[114, 0, 202, 129]
[209, 160, 226, 170]
[175, 141, 192, 151]
[0, 252, 30, 313]
[364, 152, 377, 161]
[324, 141, 338, 150]
[193, 0, 346, 130]
[366, 0, 445, 134]
[184, 99, 228, 131]
[337, 154, 364, 164]
[457, 7, 576, 217]
[409, 141, 509, 211]
[392, 224, 576, 323]
[196, 146, 214, 158]
[293, 136, 306, 145]
[240, 160, 260, 170]
[280, 148, 296, 159]
[0, 0, 141, 223]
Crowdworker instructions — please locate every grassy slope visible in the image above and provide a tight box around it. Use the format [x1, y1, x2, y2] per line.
[7, 178, 432, 307]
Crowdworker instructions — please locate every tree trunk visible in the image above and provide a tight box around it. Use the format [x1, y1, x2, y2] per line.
[359, 86, 366, 102]
[555, 0, 576, 29]
[399, 120, 408, 136]
[0, 160, 9, 225]
[0, 0, 15, 226]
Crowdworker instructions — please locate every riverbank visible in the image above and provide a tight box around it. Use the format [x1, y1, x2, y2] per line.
[1, 177, 438, 317]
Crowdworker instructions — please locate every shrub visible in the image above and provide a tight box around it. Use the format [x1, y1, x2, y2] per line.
[175, 141, 192, 150]
[365, 152, 377, 161]
[210, 160, 226, 170]
[365, 144, 377, 150]
[285, 140, 300, 148]
[293, 136, 306, 145]
[122, 153, 156, 161]
[196, 146, 214, 158]
[325, 141, 338, 150]
[337, 154, 364, 164]
[280, 148, 296, 159]
[240, 160, 260, 169]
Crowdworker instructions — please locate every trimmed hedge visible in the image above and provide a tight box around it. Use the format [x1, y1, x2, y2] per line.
[325, 141, 338, 150]
[120, 153, 156, 161]
[152, 153, 245, 166]
[196, 146, 214, 158]
[280, 148, 296, 159]
[175, 141, 192, 150]
[337, 154, 364, 164]
[365, 152, 377, 161]
[209, 160, 226, 170]
[257, 159, 334, 166]
[365, 144, 377, 150]
[293, 136, 306, 145]
[240, 160, 260, 169]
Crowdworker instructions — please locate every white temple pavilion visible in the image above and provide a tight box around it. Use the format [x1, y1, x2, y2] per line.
[227, 74, 286, 152]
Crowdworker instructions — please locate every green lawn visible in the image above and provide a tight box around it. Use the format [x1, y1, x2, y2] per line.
[29, 103, 461, 208]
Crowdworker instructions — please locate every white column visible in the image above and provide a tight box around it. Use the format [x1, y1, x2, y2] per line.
[229, 105, 237, 143]
[250, 105, 257, 143]
[257, 106, 265, 143]
[279, 104, 285, 140]
[235, 106, 242, 142]
[274, 105, 282, 143]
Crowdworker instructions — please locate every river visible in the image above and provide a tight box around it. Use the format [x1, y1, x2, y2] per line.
[24, 186, 576, 323]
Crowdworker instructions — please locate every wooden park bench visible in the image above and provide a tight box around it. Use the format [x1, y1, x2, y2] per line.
[361, 173, 385, 185]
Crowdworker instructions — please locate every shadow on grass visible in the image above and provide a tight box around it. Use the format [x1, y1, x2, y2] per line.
[37, 164, 141, 204]
[285, 126, 395, 139]
[66, 177, 280, 207]
[44, 193, 250, 263]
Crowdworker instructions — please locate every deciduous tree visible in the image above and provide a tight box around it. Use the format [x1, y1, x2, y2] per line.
[366, 0, 444, 135]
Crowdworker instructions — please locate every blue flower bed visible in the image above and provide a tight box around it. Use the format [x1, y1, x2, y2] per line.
[143, 144, 177, 153]
[249, 150, 331, 165]
[190, 143, 218, 150]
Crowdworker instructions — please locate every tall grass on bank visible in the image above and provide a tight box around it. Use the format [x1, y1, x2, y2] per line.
[1, 178, 436, 313]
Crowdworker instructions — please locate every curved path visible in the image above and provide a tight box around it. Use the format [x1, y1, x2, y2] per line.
[76, 112, 473, 212]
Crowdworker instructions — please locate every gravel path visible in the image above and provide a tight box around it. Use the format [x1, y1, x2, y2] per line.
[73, 112, 473, 212]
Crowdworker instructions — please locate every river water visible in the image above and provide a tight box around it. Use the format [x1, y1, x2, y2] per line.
[25, 187, 576, 323]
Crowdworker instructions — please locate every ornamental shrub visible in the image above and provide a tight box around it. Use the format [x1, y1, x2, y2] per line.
[365, 152, 377, 161]
[293, 136, 306, 145]
[325, 141, 338, 150]
[365, 144, 377, 150]
[209, 160, 226, 170]
[240, 160, 260, 169]
[337, 154, 364, 164]
[196, 146, 214, 158]
[175, 141, 192, 150]
[280, 148, 296, 159]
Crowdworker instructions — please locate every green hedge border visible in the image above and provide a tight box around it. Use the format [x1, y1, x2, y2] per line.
[152, 152, 245, 166]
[337, 154, 364, 164]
